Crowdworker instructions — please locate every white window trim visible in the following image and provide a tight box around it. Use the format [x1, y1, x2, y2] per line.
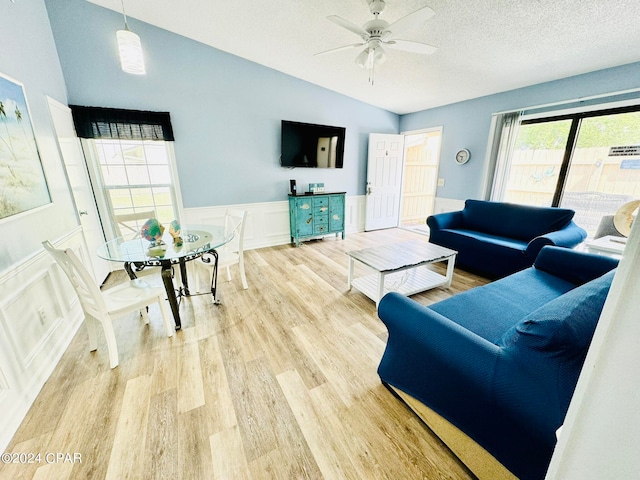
[81, 138, 184, 241]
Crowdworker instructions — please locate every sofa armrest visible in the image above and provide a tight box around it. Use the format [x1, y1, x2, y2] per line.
[533, 245, 618, 285]
[526, 221, 587, 257]
[377, 292, 500, 403]
[426, 210, 463, 231]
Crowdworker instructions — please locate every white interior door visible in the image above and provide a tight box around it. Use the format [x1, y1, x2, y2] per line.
[47, 97, 110, 284]
[365, 133, 405, 231]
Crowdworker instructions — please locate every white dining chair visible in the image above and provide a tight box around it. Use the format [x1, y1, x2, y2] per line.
[114, 209, 157, 239]
[43, 240, 173, 369]
[196, 209, 249, 293]
[113, 209, 166, 280]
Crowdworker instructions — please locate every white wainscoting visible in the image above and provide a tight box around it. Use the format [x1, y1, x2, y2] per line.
[183, 195, 367, 250]
[183, 196, 466, 249]
[0, 227, 87, 452]
[433, 197, 466, 214]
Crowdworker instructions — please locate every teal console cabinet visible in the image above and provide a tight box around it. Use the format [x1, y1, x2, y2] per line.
[288, 192, 346, 247]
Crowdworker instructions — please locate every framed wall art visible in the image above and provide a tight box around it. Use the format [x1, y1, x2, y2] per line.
[0, 72, 50, 220]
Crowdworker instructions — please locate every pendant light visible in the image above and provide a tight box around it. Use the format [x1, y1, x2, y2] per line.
[116, 0, 145, 75]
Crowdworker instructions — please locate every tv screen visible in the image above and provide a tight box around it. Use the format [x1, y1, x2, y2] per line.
[281, 120, 345, 168]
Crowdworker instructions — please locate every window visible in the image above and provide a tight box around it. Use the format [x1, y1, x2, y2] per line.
[70, 106, 180, 240]
[494, 104, 640, 237]
[84, 138, 180, 239]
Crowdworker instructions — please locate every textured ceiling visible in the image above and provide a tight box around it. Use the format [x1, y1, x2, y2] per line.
[89, 0, 640, 115]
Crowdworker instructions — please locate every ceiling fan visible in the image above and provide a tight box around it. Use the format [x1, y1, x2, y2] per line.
[315, 0, 437, 84]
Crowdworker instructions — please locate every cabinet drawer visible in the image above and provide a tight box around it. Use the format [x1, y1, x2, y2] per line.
[314, 205, 329, 215]
[313, 197, 328, 207]
[314, 224, 328, 234]
[314, 215, 328, 225]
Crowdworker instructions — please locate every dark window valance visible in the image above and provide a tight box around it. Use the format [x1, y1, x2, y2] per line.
[70, 105, 175, 141]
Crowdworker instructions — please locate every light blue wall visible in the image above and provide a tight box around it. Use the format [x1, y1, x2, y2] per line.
[44, 0, 399, 207]
[0, 0, 77, 271]
[400, 62, 640, 201]
[40, 0, 640, 208]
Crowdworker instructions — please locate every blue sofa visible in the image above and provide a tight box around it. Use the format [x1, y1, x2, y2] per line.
[377, 246, 618, 480]
[427, 200, 587, 278]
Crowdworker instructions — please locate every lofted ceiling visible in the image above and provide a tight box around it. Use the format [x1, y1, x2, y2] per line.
[89, 0, 640, 115]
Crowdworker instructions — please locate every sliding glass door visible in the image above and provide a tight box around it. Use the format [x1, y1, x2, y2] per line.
[501, 105, 640, 237]
[503, 118, 572, 207]
[559, 111, 640, 235]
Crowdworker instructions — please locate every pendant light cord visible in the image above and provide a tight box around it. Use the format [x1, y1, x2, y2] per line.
[120, 0, 130, 30]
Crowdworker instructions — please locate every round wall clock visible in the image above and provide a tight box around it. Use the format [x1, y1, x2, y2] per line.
[455, 149, 471, 165]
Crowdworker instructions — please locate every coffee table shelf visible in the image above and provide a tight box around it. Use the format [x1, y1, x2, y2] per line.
[347, 240, 457, 306]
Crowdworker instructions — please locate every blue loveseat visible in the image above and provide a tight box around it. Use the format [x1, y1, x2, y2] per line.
[377, 246, 618, 480]
[427, 200, 587, 278]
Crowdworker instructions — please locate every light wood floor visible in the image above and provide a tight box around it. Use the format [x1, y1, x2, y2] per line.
[2, 228, 489, 480]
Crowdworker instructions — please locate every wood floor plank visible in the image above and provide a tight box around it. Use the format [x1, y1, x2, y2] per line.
[277, 369, 361, 480]
[64, 373, 126, 479]
[0, 434, 51, 480]
[1, 229, 487, 480]
[150, 340, 179, 395]
[198, 334, 237, 432]
[32, 461, 74, 480]
[177, 339, 205, 413]
[144, 389, 178, 480]
[177, 406, 215, 479]
[105, 374, 152, 480]
[36, 371, 123, 480]
[209, 426, 251, 480]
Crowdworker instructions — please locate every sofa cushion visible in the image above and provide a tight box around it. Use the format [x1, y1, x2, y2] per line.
[430, 268, 576, 343]
[438, 229, 528, 252]
[461, 200, 575, 241]
[498, 270, 615, 353]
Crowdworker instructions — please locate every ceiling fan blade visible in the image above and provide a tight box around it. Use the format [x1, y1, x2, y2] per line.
[385, 39, 437, 55]
[314, 43, 365, 57]
[383, 6, 435, 38]
[327, 15, 369, 38]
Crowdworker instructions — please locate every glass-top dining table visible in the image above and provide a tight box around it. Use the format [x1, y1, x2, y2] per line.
[97, 224, 233, 330]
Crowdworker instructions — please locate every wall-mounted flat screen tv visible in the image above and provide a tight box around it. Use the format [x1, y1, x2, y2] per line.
[281, 120, 346, 168]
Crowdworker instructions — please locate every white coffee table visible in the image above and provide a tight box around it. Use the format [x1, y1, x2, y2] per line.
[346, 240, 457, 306]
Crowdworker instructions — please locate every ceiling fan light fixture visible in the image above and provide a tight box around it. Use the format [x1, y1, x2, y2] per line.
[355, 48, 370, 69]
[116, 0, 146, 75]
[355, 46, 385, 69]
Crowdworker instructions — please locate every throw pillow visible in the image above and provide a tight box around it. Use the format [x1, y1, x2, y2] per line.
[498, 270, 615, 354]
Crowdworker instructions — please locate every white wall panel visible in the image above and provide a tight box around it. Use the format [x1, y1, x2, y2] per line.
[0, 228, 86, 452]
[1, 270, 63, 369]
